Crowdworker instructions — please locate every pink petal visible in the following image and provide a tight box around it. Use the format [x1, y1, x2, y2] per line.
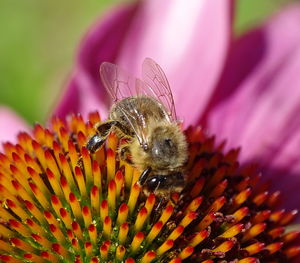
[54, 4, 139, 119]
[0, 106, 29, 146]
[206, 4, 300, 210]
[117, 0, 234, 125]
[54, 0, 234, 124]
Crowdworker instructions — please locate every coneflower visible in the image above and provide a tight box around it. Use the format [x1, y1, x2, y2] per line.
[0, 112, 299, 263]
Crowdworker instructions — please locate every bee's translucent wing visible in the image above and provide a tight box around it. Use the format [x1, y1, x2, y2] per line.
[100, 62, 147, 145]
[100, 62, 137, 102]
[141, 58, 177, 121]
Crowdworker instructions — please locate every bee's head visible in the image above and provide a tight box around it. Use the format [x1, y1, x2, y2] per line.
[147, 123, 187, 170]
[130, 122, 188, 171]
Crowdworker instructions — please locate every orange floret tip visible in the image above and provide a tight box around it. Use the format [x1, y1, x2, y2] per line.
[253, 191, 269, 206]
[280, 209, 298, 225]
[186, 196, 203, 213]
[159, 205, 174, 224]
[252, 209, 271, 223]
[103, 216, 112, 238]
[81, 146, 89, 158]
[91, 184, 98, 197]
[219, 223, 244, 238]
[77, 131, 86, 147]
[238, 258, 260, 263]
[283, 230, 300, 243]
[88, 111, 101, 125]
[117, 203, 129, 225]
[189, 229, 209, 247]
[265, 242, 283, 255]
[83, 207, 91, 219]
[233, 188, 252, 208]
[134, 207, 148, 232]
[125, 258, 135, 263]
[116, 245, 126, 260]
[267, 190, 281, 207]
[244, 242, 265, 255]
[131, 232, 145, 252]
[242, 223, 267, 242]
[90, 257, 99, 263]
[141, 251, 156, 263]
[179, 246, 194, 259]
[212, 240, 235, 253]
[190, 176, 205, 197]
[60, 175, 68, 188]
[284, 246, 300, 259]
[157, 240, 174, 255]
[106, 148, 114, 158]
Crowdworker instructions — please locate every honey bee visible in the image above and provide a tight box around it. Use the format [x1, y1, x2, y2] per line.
[87, 58, 188, 197]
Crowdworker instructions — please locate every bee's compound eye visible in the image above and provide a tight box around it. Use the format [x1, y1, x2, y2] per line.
[146, 176, 160, 192]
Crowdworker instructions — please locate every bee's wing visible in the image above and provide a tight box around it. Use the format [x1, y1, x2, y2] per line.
[100, 62, 148, 145]
[140, 58, 177, 121]
[100, 62, 137, 102]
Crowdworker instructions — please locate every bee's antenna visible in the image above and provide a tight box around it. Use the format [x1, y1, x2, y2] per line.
[154, 196, 165, 221]
[154, 180, 164, 209]
[154, 180, 161, 193]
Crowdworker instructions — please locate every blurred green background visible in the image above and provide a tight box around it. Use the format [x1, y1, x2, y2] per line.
[0, 0, 288, 125]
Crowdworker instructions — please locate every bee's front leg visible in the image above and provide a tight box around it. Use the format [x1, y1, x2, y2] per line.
[87, 120, 117, 153]
[85, 120, 125, 152]
[86, 134, 106, 154]
[77, 120, 118, 169]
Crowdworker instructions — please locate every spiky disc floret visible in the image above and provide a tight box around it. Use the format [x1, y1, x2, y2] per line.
[0, 112, 299, 263]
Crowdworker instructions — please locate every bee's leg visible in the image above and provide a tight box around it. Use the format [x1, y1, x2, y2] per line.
[85, 120, 122, 153]
[86, 134, 106, 154]
[138, 167, 152, 186]
[89, 121, 117, 152]
[87, 120, 131, 153]
[119, 144, 134, 164]
[77, 134, 106, 169]
[95, 120, 130, 137]
[155, 196, 165, 212]
[77, 121, 118, 169]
